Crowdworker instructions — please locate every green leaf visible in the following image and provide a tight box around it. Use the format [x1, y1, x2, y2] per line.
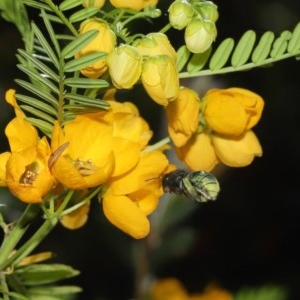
[288, 22, 300, 53]
[15, 264, 80, 286]
[251, 31, 275, 64]
[61, 30, 99, 59]
[25, 118, 53, 136]
[64, 52, 107, 72]
[65, 93, 109, 108]
[28, 285, 82, 299]
[187, 47, 211, 73]
[64, 78, 110, 88]
[41, 10, 61, 55]
[209, 37, 234, 70]
[20, 105, 56, 124]
[270, 30, 292, 58]
[15, 79, 58, 108]
[15, 94, 57, 116]
[234, 285, 288, 300]
[176, 45, 190, 72]
[69, 7, 100, 23]
[32, 22, 59, 68]
[59, 0, 84, 11]
[17, 65, 59, 94]
[17, 49, 59, 82]
[22, 0, 52, 11]
[231, 30, 256, 67]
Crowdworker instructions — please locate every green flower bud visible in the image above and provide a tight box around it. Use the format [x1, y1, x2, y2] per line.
[106, 44, 142, 89]
[168, 0, 194, 30]
[141, 55, 179, 106]
[184, 18, 217, 53]
[199, 1, 219, 23]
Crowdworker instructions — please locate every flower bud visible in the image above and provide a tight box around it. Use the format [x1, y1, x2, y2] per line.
[199, 1, 219, 22]
[203, 87, 264, 137]
[110, 0, 158, 11]
[75, 19, 116, 78]
[135, 33, 177, 63]
[82, 0, 105, 8]
[141, 55, 179, 106]
[106, 44, 142, 89]
[166, 87, 200, 147]
[168, 0, 194, 30]
[184, 18, 217, 53]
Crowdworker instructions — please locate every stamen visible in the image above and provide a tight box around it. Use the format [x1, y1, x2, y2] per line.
[74, 158, 98, 176]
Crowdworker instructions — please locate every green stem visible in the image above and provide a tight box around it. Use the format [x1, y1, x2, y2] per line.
[44, 0, 78, 37]
[1, 216, 58, 271]
[178, 51, 300, 78]
[0, 271, 9, 300]
[159, 22, 172, 34]
[0, 204, 42, 271]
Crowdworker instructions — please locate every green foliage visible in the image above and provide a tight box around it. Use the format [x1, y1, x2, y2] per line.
[234, 285, 288, 300]
[178, 22, 300, 77]
[13, 4, 110, 135]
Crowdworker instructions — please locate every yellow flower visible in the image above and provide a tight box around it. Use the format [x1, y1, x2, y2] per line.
[150, 279, 233, 300]
[106, 44, 142, 89]
[176, 132, 219, 172]
[150, 278, 190, 300]
[141, 55, 179, 106]
[108, 100, 153, 148]
[135, 32, 177, 63]
[0, 90, 55, 203]
[185, 18, 217, 53]
[75, 19, 116, 78]
[174, 87, 264, 170]
[109, 0, 158, 11]
[102, 150, 169, 239]
[82, 0, 105, 8]
[50, 112, 115, 189]
[203, 88, 264, 137]
[166, 87, 200, 147]
[5, 136, 55, 203]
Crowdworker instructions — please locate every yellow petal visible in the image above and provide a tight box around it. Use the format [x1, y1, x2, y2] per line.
[5, 89, 25, 118]
[212, 130, 263, 167]
[102, 193, 150, 239]
[60, 200, 90, 230]
[141, 55, 179, 106]
[227, 87, 264, 129]
[176, 132, 218, 171]
[109, 151, 169, 195]
[111, 137, 140, 177]
[150, 278, 189, 300]
[204, 90, 248, 136]
[0, 152, 11, 186]
[166, 87, 200, 147]
[129, 188, 160, 215]
[5, 118, 39, 152]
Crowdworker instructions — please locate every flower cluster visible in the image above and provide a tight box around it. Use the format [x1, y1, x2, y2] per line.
[168, 0, 218, 53]
[166, 87, 264, 171]
[0, 0, 265, 240]
[0, 90, 170, 239]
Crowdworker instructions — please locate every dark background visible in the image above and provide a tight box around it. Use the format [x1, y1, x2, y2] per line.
[1, 0, 300, 299]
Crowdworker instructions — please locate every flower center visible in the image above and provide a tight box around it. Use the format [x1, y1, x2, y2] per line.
[74, 158, 98, 176]
[19, 163, 38, 186]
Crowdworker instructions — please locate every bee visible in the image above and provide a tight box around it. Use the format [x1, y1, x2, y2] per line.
[162, 169, 220, 202]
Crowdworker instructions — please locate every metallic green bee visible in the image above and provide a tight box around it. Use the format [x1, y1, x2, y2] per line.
[162, 169, 220, 202]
